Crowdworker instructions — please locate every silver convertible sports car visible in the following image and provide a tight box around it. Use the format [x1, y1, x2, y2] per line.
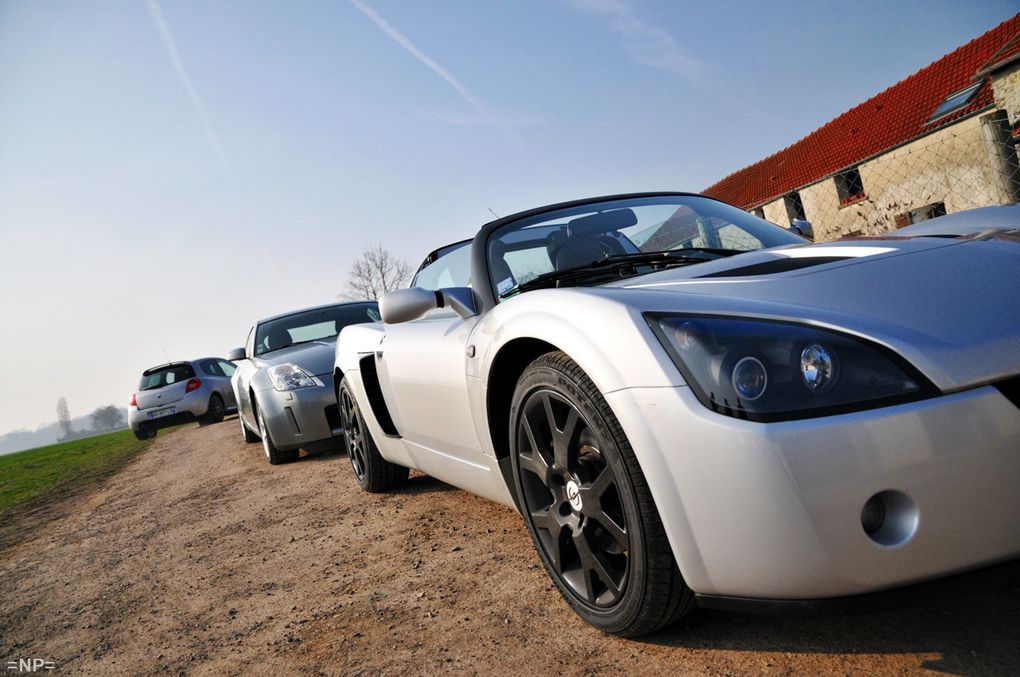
[333, 193, 1020, 636]
[229, 301, 380, 464]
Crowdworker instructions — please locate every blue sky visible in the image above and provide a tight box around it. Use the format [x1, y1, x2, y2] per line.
[0, 0, 1015, 435]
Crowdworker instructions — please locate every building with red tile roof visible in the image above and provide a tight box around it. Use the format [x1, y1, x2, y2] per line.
[704, 14, 1020, 240]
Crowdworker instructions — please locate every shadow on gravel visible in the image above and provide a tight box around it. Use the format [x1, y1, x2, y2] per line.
[396, 473, 458, 496]
[642, 583, 1020, 674]
[290, 451, 457, 496]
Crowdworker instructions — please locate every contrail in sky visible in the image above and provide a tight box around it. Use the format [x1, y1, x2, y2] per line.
[348, 0, 518, 144]
[145, 0, 231, 171]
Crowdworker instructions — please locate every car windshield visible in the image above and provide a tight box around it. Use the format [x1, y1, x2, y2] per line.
[412, 240, 472, 291]
[254, 303, 380, 356]
[488, 195, 804, 300]
[139, 364, 196, 391]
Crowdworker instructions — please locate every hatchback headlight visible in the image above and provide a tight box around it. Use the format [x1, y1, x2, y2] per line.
[648, 315, 937, 421]
[267, 364, 316, 391]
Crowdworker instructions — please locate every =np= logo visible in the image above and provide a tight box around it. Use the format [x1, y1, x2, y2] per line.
[6, 660, 55, 673]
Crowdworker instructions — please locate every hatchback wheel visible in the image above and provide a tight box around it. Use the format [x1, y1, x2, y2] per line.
[338, 377, 408, 491]
[133, 423, 156, 441]
[200, 394, 225, 426]
[509, 351, 695, 636]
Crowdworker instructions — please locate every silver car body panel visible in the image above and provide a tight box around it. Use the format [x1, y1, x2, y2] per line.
[895, 203, 1020, 236]
[335, 228, 1020, 601]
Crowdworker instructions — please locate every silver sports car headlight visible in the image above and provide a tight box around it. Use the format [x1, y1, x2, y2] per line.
[648, 314, 937, 421]
[267, 364, 316, 391]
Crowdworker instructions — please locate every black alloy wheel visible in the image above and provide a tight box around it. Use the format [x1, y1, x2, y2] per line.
[510, 351, 695, 636]
[516, 388, 630, 608]
[338, 377, 408, 492]
[339, 384, 368, 484]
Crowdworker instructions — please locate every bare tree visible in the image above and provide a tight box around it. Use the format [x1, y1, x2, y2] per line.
[340, 244, 411, 301]
[56, 397, 72, 440]
[90, 405, 126, 433]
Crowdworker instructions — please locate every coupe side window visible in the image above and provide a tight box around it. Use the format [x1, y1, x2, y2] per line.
[218, 360, 237, 376]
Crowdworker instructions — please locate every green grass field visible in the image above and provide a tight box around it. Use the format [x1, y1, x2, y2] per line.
[0, 429, 153, 518]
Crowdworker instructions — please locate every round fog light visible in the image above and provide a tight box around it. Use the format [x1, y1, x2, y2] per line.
[861, 495, 885, 534]
[861, 490, 919, 547]
[801, 343, 837, 392]
[732, 356, 767, 401]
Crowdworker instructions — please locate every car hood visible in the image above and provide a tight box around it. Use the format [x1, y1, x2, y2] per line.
[603, 235, 1020, 391]
[252, 340, 336, 377]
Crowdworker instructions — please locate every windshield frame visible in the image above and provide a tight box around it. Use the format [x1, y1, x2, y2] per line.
[471, 192, 805, 312]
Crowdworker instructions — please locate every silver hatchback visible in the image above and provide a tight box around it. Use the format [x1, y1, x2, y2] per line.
[129, 358, 239, 439]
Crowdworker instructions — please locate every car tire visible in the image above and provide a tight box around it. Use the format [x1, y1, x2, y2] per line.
[240, 411, 260, 443]
[133, 424, 156, 441]
[509, 351, 695, 637]
[338, 376, 408, 492]
[256, 401, 298, 465]
[200, 394, 226, 426]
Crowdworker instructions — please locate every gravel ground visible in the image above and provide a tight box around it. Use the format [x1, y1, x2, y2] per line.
[1, 417, 1018, 675]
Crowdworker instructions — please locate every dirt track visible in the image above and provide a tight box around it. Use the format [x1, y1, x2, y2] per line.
[1, 418, 1018, 675]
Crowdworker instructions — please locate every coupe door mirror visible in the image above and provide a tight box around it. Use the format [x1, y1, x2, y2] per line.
[789, 218, 814, 240]
[225, 347, 246, 361]
[380, 288, 438, 324]
[379, 287, 477, 324]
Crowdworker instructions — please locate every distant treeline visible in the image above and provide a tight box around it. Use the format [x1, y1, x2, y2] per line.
[0, 406, 130, 456]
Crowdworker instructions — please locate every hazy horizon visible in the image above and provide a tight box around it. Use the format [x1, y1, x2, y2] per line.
[1, 0, 1014, 437]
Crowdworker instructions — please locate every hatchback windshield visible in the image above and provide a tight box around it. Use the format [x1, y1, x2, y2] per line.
[139, 364, 196, 391]
[255, 303, 380, 356]
[488, 195, 803, 300]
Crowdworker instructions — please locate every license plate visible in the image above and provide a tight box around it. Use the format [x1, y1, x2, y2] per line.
[148, 407, 177, 420]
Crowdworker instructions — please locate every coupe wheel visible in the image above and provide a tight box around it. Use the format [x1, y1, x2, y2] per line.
[240, 411, 260, 443]
[200, 394, 225, 426]
[509, 351, 695, 636]
[256, 402, 297, 465]
[338, 377, 408, 491]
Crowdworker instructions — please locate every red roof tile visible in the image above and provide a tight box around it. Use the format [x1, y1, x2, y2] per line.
[703, 14, 1020, 210]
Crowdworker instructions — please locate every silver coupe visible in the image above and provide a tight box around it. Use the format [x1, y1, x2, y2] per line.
[334, 193, 1020, 636]
[229, 301, 380, 464]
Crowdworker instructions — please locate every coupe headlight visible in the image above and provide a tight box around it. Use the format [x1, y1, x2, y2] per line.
[649, 315, 937, 421]
[267, 364, 316, 391]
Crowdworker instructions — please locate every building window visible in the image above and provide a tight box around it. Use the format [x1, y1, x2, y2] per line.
[784, 191, 805, 223]
[909, 202, 947, 223]
[834, 167, 866, 205]
[927, 82, 981, 123]
[752, 207, 765, 219]
[896, 201, 947, 228]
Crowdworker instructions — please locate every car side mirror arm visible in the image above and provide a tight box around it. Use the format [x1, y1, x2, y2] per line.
[437, 287, 477, 319]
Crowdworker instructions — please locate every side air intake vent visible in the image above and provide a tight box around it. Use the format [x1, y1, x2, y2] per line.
[359, 355, 400, 436]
